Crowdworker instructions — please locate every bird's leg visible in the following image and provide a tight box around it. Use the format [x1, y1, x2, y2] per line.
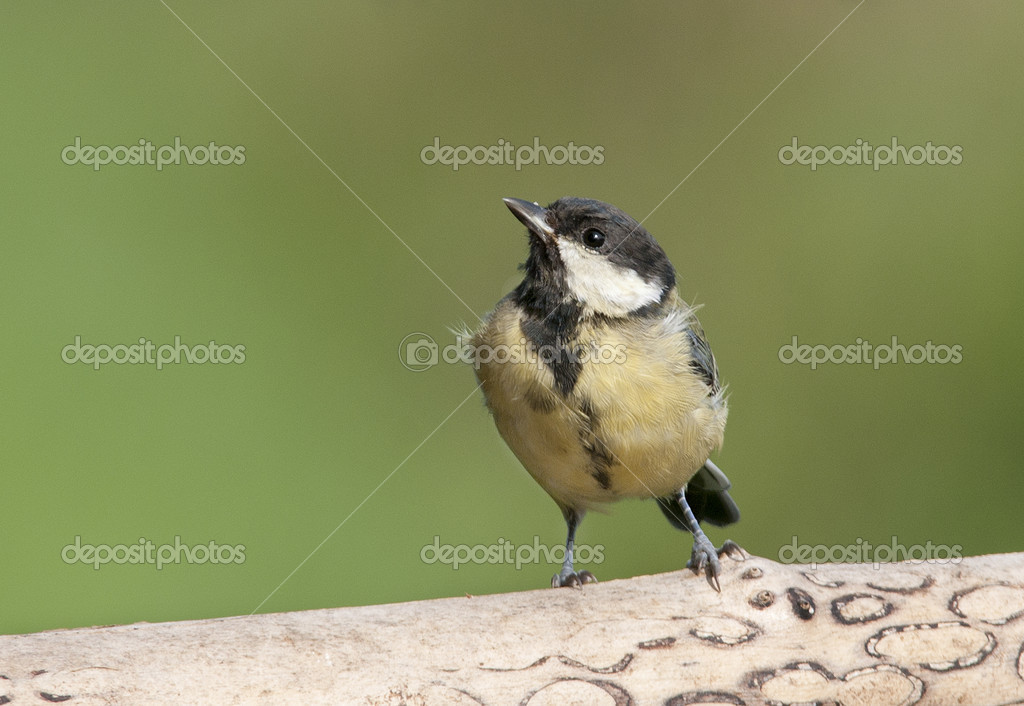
[552, 508, 597, 588]
[673, 489, 742, 591]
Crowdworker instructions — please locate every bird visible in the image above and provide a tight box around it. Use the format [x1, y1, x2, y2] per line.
[469, 196, 741, 590]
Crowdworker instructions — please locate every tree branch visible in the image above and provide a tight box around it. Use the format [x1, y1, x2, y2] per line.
[3, 552, 1023, 705]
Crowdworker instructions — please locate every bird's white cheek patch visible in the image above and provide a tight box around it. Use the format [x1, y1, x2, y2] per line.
[557, 239, 663, 316]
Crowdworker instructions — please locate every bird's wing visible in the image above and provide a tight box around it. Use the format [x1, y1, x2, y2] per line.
[684, 324, 721, 395]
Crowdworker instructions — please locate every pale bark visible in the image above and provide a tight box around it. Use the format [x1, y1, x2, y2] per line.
[2, 552, 1023, 705]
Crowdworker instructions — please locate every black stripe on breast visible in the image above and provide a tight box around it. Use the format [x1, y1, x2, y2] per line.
[518, 301, 584, 397]
[579, 398, 613, 490]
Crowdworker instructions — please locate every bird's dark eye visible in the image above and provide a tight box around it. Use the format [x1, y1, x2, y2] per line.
[582, 229, 606, 249]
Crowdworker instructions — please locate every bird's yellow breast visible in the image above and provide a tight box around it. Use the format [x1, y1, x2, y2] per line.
[472, 294, 727, 511]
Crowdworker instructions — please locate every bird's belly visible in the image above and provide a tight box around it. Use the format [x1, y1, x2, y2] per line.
[475, 322, 726, 510]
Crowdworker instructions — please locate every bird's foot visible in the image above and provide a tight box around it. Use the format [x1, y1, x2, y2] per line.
[551, 570, 597, 588]
[687, 538, 746, 592]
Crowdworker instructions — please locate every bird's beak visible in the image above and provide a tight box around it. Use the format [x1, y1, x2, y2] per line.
[503, 198, 555, 242]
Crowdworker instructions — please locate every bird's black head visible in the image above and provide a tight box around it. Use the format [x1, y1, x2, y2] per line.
[505, 197, 676, 318]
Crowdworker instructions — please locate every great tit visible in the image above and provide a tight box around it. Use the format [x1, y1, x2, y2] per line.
[470, 197, 741, 590]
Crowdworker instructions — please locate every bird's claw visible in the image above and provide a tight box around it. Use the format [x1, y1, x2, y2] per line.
[716, 539, 747, 561]
[687, 538, 745, 592]
[552, 570, 597, 588]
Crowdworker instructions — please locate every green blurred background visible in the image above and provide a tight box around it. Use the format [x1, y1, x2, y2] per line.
[2, 2, 1022, 636]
